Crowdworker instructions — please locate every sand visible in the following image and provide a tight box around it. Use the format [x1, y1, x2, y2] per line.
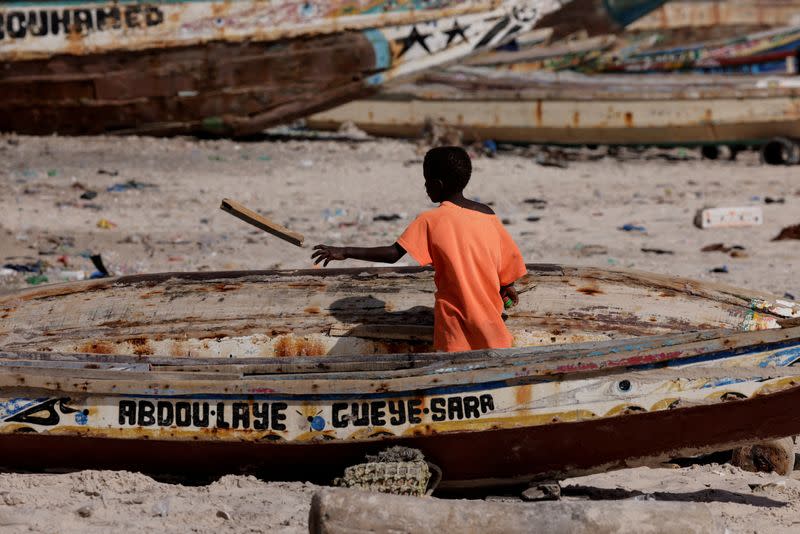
[1, 133, 800, 532]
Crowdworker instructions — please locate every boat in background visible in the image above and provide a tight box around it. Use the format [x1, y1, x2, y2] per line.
[595, 23, 800, 74]
[0, 0, 667, 137]
[1, 265, 799, 487]
[308, 67, 800, 151]
[630, 0, 800, 34]
[464, 33, 618, 71]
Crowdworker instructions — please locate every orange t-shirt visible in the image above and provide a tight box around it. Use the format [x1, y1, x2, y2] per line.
[397, 201, 527, 352]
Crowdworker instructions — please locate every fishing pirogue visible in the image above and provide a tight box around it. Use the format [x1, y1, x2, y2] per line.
[308, 67, 800, 150]
[1, 265, 800, 489]
[0, 0, 666, 137]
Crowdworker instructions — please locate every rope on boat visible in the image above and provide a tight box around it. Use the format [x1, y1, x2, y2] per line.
[333, 446, 441, 497]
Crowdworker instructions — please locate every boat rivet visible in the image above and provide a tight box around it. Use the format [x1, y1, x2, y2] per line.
[618, 380, 631, 392]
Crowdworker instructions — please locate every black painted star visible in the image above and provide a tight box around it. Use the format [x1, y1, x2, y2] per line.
[396, 26, 432, 57]
[444, 20, 470, 46]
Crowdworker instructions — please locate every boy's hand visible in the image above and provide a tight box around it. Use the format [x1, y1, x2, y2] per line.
[500, 284, 519, 307]
[312, 245, 347, 267]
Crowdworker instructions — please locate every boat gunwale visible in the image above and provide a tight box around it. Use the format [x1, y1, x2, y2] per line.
[2, 325, 800, 398]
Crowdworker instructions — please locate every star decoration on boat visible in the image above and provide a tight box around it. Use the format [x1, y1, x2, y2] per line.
[444, 20, 470, 46]
[396, 26, 432, 57]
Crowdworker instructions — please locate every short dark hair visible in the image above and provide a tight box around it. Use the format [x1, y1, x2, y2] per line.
[423, 146, 472, 192]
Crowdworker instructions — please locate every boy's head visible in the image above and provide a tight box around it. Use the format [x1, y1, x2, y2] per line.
[423, 146, 472, 202]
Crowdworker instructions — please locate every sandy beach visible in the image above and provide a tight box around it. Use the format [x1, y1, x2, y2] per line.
[1, 133, 800, 532]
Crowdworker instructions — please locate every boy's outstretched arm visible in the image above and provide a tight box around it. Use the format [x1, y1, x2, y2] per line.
[312, 243, 406, 267]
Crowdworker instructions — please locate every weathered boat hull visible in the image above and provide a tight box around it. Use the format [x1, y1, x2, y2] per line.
[1, 265, 800, 486]
[308, 68, 800, 145]
[0, 0, 667, 136]
[2, 326, 800, 487]
[631, 0, 800, 32]
[596, 23, 800, 74]
[3, 379, 800, 487]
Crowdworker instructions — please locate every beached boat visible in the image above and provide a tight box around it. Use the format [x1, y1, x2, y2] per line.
[464, 34, 618, 72]
[308, 67, 800, 148]
[2, 265, 800, 488]
[630, 0, 800, 33]
[595, 23, 800, 74]
[0, 0, 667, 137]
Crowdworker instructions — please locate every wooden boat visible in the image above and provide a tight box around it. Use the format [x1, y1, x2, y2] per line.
[308, 67, 800, 146]
[0, 0, 667, 137]
[630, 0, 800, 32]
[595, 24, 800, 74]
[464, 34, 618, 72]
[2, 265, 800, 488]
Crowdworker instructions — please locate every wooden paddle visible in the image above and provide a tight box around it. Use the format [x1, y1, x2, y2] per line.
[220, 198, 304, 247]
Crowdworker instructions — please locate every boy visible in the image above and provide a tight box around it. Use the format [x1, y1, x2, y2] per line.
[312, 146, 527, 352]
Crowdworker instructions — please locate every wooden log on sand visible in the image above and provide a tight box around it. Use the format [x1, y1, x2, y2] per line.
[309, 488, 723, 534]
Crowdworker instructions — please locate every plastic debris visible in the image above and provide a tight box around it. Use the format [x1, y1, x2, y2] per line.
[151, 498, 170, 518]
[107, 180, 156, 192]
[482, 139, 498, 157]
[3, 261, 43, 273]
[694, 207, 763, 229]
[97, 169, 119, 176]
[710, 266, 729, 273]
[257, 155, 272, 161]
[0, 268, 17, 277]
[619, 224, 646, 232]
[773, 224, 800, 241]
[526, 216, 541, 222]
[97, 219, 117, 230]
[765, 197, 785, 204]
[90, 255, 110, 278]
[535, 150, 568, 169]
[523, 198, 547, 208]
[47, 169, 58, 177]
[576, 244, 608, 257]
[55, 271, 86, 282]
[25, 274, 49, 285]
[784, 292, 796, 301]
[701, 243, 743, 253]
[641, 248, 673, 255]
[80, 190, 98, 200]
[300, 160, 314, 168]
[373, 214, 403, 222]
[337, 121, 370, 140]
[323, 208, 347, 223]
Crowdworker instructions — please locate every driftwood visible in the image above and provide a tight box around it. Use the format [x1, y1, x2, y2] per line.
[308, 488, 722, 534]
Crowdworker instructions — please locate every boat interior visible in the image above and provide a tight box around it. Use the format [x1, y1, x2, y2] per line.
[0, 265, 797, 360]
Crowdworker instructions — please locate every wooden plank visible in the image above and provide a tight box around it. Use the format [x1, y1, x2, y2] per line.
[328, 324, 434, 340]
[309, 489, 721, 534]
[220, 198, 304, 247]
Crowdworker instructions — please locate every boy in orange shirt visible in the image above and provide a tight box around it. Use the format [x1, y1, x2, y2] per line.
[312, 146, 527, 352]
